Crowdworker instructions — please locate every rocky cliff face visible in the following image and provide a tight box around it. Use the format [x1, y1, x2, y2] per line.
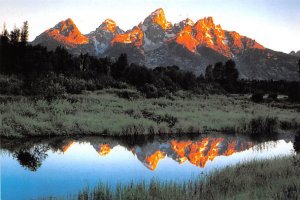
[32, 8, 300, 81]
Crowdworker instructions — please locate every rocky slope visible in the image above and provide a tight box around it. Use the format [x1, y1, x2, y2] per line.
[32, 9, 300, 81]
[290, 50, 300, 57]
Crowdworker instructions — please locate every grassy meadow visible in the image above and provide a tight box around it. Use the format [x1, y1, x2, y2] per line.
[1, 88, 299, 138]
[42, 155, 300, 200]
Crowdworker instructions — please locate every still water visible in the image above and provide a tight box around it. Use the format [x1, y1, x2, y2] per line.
[0, 134, 296, 200]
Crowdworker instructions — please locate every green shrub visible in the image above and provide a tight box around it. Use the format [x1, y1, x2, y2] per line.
[63, 77, 86, 94]
[33, 74, 66, 100]
[140, 83, 159, 98]
[116, 89, 141, 100]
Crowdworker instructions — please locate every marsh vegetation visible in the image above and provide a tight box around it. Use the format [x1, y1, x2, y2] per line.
[1, 89, 299, 138]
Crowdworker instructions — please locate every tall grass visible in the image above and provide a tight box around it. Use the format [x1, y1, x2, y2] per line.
[43, 156, 300, 200]
[1, 89, 299, 138]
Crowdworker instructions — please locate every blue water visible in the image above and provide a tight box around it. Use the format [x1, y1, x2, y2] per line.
[0, 135, 295, 200]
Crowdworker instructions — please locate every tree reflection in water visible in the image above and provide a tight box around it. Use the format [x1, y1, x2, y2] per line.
[13, 145, 49, 171]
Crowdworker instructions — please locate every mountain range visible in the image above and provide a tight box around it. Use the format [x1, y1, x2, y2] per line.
[32, 8, 300, 81]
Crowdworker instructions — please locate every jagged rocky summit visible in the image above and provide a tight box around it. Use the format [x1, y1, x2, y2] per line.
[32, 8, 300, 81]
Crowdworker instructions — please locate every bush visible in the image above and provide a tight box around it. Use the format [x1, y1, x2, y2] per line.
[0, 75, 23, 95]
[85, 80, 97, 91]
[117, 89, 141, 100]
[251, 91, 264, 103]
[139, 84, 159, 98]
[33, 74, 66, 100]
[63, 77, 86, 94]
[247, 117, 278, 138]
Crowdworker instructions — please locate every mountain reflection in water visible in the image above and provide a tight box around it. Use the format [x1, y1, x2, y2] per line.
[2, 134, 292, 172]
[1, 134, 296, 200]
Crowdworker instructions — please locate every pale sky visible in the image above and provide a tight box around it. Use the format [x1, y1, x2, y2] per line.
[0, 0, 299, 53]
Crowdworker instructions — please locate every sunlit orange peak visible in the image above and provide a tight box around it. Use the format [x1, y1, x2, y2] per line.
[98, 144, 111, 156]
[102, 19, 117, 33]
[150, 8, 172, 30]
[144, 150, 166, 171]
[111, 26, 143, 47]
[47, 18, 89, 46]
[176, 26, 199, 53]
[183, 18, 195, 26]
[195, 17, 215, 30]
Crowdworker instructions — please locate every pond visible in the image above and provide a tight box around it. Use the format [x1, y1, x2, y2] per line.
[0, 133, 296, 200]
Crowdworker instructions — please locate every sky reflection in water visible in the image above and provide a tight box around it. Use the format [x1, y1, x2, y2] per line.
[0, 135, 295, 200]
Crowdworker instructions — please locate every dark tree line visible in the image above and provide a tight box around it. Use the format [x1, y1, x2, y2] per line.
[1, 22, 299, 101]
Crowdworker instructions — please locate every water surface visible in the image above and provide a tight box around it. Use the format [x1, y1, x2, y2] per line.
[0, 134, 296, 200]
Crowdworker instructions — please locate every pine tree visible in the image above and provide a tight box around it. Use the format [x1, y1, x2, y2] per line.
[205, 64, 214, 81]
[1, 23, 9, 38]
[20, 21, 29, 44]
[10, 26, 20, 44]
[212, 62, 224, 81]
[224, 59, 239, 82]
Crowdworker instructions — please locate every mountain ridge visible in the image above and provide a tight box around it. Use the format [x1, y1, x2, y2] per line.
[32, 8, 300, 81]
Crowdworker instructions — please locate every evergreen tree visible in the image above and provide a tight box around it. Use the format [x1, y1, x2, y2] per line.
[212, 62, 224, 81]
[1, 23, 9, 40]
[205, 64, 214, 81]
[10, 26, 20, 44]
[224, 59, 239, 82]
[111, 53, 128, 79]
[20, 21, 29, 44]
